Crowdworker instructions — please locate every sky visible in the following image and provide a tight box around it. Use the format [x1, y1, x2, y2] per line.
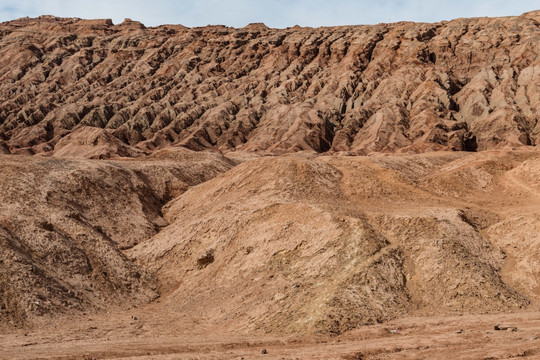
[0, 0, 539, 28]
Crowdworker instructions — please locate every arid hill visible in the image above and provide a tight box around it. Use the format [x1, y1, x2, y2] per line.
[0, 148, 236, 328]
[131, 149, 540, 335]
[0, 11, 539, 157]
[1, 146, 539, 343]
[1, 11, 540, 360]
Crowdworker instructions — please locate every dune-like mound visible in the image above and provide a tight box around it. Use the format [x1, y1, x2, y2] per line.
[51, 126, 143, 158]
[131, 149, 539, 334]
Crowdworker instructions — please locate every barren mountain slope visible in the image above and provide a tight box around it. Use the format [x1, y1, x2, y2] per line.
[0, 11, 538, 157]
[131, 148, 540, 335]
[3, 148, 539, 336]
[0, 148, 236, 328]
[1, 10, 540, 359]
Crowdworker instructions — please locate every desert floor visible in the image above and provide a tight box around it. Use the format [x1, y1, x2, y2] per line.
[3, 307, 540, 359]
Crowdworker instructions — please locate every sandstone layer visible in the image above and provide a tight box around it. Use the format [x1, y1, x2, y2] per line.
[0, 12, 539, 157]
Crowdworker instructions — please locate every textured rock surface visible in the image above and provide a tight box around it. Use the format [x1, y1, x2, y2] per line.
[0, 12, 538, 157]
[131, 149, 540, 335]
[1, 12, 540, 357]
[0, 148, 236, 327]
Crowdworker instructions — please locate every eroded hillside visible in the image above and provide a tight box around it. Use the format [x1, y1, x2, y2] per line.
[1, 11, 540, 359]
[0, 11, 539, 157]
[3, 147, 539, 335]
[0, 148, 236, 328]
[131, 149, 540, 335]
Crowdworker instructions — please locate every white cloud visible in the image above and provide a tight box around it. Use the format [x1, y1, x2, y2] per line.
[0, 0, 539, 27]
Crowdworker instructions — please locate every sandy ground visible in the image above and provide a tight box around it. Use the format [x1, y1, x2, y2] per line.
[2, 307, 540, 359]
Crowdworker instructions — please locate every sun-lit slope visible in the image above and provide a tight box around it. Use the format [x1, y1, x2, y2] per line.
[0, 11, 538, 157]
[0, 148, 236, 328]
[131, 149, 540, 334]
[1, 147, 539, 335]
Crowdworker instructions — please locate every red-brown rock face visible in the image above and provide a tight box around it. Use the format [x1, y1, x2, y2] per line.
[0, 12, 539, 157]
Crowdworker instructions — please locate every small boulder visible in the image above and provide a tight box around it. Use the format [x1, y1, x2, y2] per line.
[197, 249, 215, 269]
[494, 324, 517, 331]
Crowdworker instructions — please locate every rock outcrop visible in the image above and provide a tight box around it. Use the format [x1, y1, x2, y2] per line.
[0, 12, 538, 157]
